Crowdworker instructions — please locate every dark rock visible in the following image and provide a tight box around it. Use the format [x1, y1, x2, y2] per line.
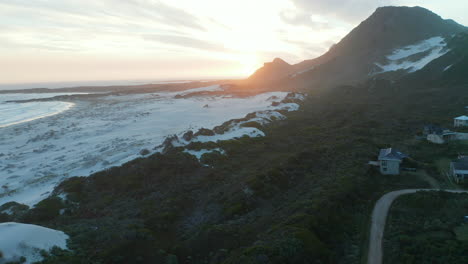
[140, 149, 150, 156]
[194, 128, 215, 137]
[155, 135, 180, 153]
[280, 93, 302, 104]
[245, 113, 257, 119]
[182, 130, 194, 141]
[213, 122, 231, 134]
[212, 112, 258, 134]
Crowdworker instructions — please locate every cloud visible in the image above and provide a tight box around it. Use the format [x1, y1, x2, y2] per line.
[1, 0, 416, 83]
[149, 1, 206, 31]
[288, 0, 401, 23]
[279, 9, 332, 30]
[0, 1, 205, 32]
[0, 0, 213, 56]
[0, 36, 80, 52]
[142, 34, 229, 53]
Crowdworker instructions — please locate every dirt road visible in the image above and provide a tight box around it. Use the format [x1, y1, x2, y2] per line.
[367, 189, 468, 264]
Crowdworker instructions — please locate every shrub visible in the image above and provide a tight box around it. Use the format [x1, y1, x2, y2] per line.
[200, 151, 228, 166]
[223, 201, 250, 217]
[58, 177, 85, 194]
[140, 149, 150, 155]
[24, 197, 64, 222]
[293, 228, 330, 258]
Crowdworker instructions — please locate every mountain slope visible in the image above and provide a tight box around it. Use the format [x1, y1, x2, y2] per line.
[400, 32, 468, 85]
[15, 42, 468, 263]
[247, 6, 467, 90]
[247, 58, 295, 83]
[3, 6, 468, 264]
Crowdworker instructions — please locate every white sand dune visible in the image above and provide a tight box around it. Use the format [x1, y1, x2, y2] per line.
[0, 86, 301, 206]
[0, 222, 68, 264]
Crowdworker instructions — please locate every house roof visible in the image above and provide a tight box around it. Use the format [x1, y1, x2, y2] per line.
[424, 124, 443, 134]
[452, 157, 468, 171]
[454, 115, 468, 120]
[442, 131, 457, 136]
[378, 148, 408, 161]
[423, 125, 454, 135]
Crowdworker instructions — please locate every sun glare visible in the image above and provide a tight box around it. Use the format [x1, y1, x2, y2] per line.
[239, 55, 262, 77]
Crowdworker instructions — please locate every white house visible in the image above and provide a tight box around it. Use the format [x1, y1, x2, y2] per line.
[450, 157, 468, 182]
[378, 148, 408, 175]
[454, 115, 468, 127]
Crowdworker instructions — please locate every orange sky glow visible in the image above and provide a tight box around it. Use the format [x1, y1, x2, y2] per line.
[0, 0, 466, 85]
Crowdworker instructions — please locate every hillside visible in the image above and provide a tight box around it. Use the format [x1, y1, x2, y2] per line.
[247, 6, 467, 90]
[1, 6, 468, 264]
[3, 51, 466, 263]
[1, 33, 466, 264]
[248, 58, 295, 83]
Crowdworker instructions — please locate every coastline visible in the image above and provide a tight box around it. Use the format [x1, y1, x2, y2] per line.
[0, 101, 75, 128]
[0, 90, 303, 207]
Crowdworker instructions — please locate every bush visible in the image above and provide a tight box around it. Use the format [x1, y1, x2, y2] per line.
[0, 201, 29, 212]
[200, 151, 228, 166]
[223, 201, 251, 217]
[24, 197, 64, 222]
[293, 228, 330, 258]
[0, 212, 10, 222]
[58, 177, 85, 194]
[140, 149, 150, 155]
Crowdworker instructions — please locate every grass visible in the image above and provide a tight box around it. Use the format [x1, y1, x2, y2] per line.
[454, 224, 468, 241]
[405, 170, 441, 188]
[435, 158, 451, 174]
[408, 139, 468, 189]
[455, 139, 468, 146]
[384, 192, 468, 264]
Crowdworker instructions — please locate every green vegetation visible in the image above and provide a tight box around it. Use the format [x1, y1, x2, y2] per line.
[454, 224, 468, 241]
[23, 197, 64, 222]
[409, 140, 468, 188]
[27, 86, 433, 263]
[2, 49, 467, 263]
[0, 201, 29, 222]
[384, 192, 468, 264]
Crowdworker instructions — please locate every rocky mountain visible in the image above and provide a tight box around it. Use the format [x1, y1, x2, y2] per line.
[400, 33, 468, 85]
[247, 6, 467, 90]
[247, 58, 295, 83]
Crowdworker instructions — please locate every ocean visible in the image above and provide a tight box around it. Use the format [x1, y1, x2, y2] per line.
[0, 79, 208, 91]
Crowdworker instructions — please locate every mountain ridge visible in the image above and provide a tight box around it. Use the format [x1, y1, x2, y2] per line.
[247, 6, 467, 90]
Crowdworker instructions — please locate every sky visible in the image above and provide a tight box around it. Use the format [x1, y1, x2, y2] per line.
[0, 0, 467, 85]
